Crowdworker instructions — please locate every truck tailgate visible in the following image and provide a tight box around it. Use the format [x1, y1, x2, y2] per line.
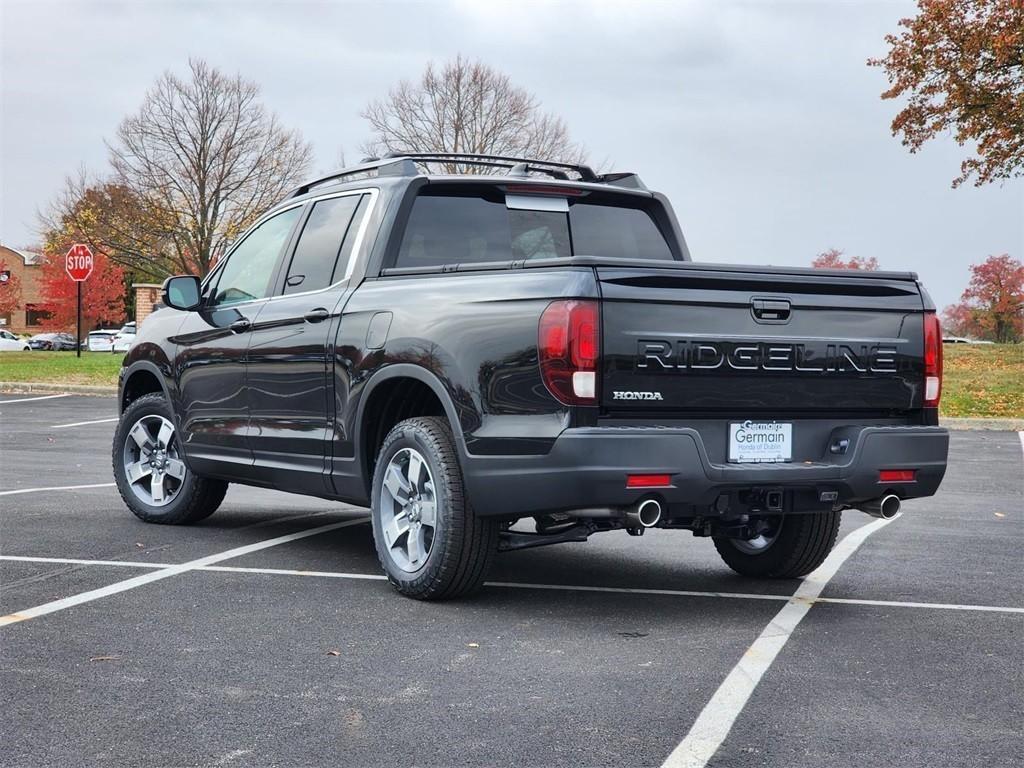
[598, 265, 925, 413]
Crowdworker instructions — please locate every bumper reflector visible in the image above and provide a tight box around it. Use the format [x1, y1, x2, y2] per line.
[879, 469, 916, 483]
[627, 474, 672, 489]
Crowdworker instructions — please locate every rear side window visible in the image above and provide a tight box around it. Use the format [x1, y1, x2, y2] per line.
[395, 193, 671, 269]
[282, 194, 367, 295]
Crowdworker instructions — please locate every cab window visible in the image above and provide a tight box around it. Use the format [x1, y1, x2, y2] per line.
[212, 207, 301, 306]
[282, 194, 367, 295]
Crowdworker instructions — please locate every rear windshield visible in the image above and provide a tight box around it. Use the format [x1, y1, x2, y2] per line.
[396, 192, 674, 268]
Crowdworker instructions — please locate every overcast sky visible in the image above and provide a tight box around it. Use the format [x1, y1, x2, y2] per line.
[2, 0, 1021, 310]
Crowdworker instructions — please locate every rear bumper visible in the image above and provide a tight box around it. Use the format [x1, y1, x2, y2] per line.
[462, 425, 949, 518]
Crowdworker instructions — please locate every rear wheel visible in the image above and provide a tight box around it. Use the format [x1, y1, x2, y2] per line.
[112, 393, 228, 525]
[370, 416, 498, 600]
[712, 511, 842, 578]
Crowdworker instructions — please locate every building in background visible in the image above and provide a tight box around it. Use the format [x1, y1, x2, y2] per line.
[132, 283, 163, 326]
[0, 244, 48, 334]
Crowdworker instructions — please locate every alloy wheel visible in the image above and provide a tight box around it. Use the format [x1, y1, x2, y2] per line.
[122, 415, 186, 507]
[378, 447, 437, 573]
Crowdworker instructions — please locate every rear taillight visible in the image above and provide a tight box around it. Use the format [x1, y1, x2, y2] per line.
[924, 312, 942, 407]
[538, 299, 599, 405]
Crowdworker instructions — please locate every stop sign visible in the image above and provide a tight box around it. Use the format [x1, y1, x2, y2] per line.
[65, 243, 94, 282]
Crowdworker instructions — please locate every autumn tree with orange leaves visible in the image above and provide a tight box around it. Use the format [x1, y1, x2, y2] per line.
[943, 254, 1024, 342]
[38, 247, 126, 336]
[811, 248, 880, 270]
[869, 0, 1024, 187]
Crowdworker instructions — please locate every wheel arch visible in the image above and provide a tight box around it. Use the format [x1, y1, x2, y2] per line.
[120, 360, 173, 414]
[355, 363, 468, 497]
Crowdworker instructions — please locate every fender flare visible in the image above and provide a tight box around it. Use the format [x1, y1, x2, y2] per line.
[354, 363, 469, 478]
[119, 359, 173, 414]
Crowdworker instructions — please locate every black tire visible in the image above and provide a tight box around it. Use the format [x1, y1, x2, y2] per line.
[370, 416, 498, 600]
[112, 393, 228, 525]
[713, 511, 842, 579]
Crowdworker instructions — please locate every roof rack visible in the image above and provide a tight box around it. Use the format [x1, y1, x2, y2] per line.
[289, 152, 642, 198]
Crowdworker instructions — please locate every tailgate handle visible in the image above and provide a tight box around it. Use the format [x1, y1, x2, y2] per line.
[752, 298, 791, 323]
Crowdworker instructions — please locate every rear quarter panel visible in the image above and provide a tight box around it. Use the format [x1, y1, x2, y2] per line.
[335, 268, 598, 459]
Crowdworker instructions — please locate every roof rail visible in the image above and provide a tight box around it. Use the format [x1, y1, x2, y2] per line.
[288, 156, 418, 198]
[384, 152, 599, 182]
[286, 151, 655, 199]
[288, 152, 606, 198]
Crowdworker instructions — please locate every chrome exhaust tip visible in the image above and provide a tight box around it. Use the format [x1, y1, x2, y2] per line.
[859, 494, 901, 520]
[636, 498, 662, 528]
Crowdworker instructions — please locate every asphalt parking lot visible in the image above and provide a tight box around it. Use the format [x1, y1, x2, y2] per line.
[1, 393, 1021, 768]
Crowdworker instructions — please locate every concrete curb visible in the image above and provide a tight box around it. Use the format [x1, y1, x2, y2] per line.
[0, 381, 116, 397]
[942, 417, 1024, 432]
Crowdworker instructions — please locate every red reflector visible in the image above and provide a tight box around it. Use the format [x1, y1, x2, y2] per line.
[879, 469, 916, 483]
[626, 474, 672, 488]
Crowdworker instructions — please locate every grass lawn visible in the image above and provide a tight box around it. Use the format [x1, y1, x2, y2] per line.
[1, 344, 1022, 419]
[0, 351, 123, 387]
[941, 343, 1023, 419]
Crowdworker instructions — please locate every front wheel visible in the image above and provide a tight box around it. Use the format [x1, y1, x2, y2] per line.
[112, 393, 228, 525]
[370, 416, 498, 600]
[712, 511, 842, 579]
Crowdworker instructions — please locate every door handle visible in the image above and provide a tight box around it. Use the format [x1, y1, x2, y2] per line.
[751, 298, 791, 323]
[304, 307, 330, 323]
[229, 318, 251, 334]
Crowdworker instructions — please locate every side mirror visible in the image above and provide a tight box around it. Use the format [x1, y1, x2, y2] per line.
[162, 275, 202, 311]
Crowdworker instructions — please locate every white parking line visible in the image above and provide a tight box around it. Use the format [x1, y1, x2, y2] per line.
[660, 517, 895, 768]
[0, 517, 368, 626]
[4, 544, 1022, 615]
[0, 393, 71, 405]
[51, 417, 118, 429]
[0, 482, 116, 496]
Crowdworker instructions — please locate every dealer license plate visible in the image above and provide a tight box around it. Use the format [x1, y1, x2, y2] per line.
[728, 421, 793, 463]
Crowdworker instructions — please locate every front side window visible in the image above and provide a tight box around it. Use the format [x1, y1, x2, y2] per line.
[282, 194, 366, 295]
[395, 192, 672, 269]
[213, 207, 301, 306]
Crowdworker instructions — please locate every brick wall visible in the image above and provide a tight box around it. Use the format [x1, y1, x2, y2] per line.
[133, 283, 163, 326]
[0, 245, 44, 334]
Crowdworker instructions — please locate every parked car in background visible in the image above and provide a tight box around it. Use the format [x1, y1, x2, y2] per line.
[27, 332, 77, 351]
[87, 330, 118, 352]
[0, 329, 30, 351]
[111, 324, 137, 352]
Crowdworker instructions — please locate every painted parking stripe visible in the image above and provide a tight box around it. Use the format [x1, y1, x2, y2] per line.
[0, 482, 116, 497]
[0, 517, 368, 626]
[660, 517, 895, 768]
[0, 393, 71, 405]
[4, 545, 1022, 615]
[51, 417, 118, 429]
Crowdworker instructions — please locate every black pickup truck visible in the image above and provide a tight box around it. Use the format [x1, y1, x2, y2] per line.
[113, 152, 949, 599]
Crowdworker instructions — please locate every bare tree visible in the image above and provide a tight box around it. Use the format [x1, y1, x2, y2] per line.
[107, 58, 312, 276]
[361, 56, 587, 172]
